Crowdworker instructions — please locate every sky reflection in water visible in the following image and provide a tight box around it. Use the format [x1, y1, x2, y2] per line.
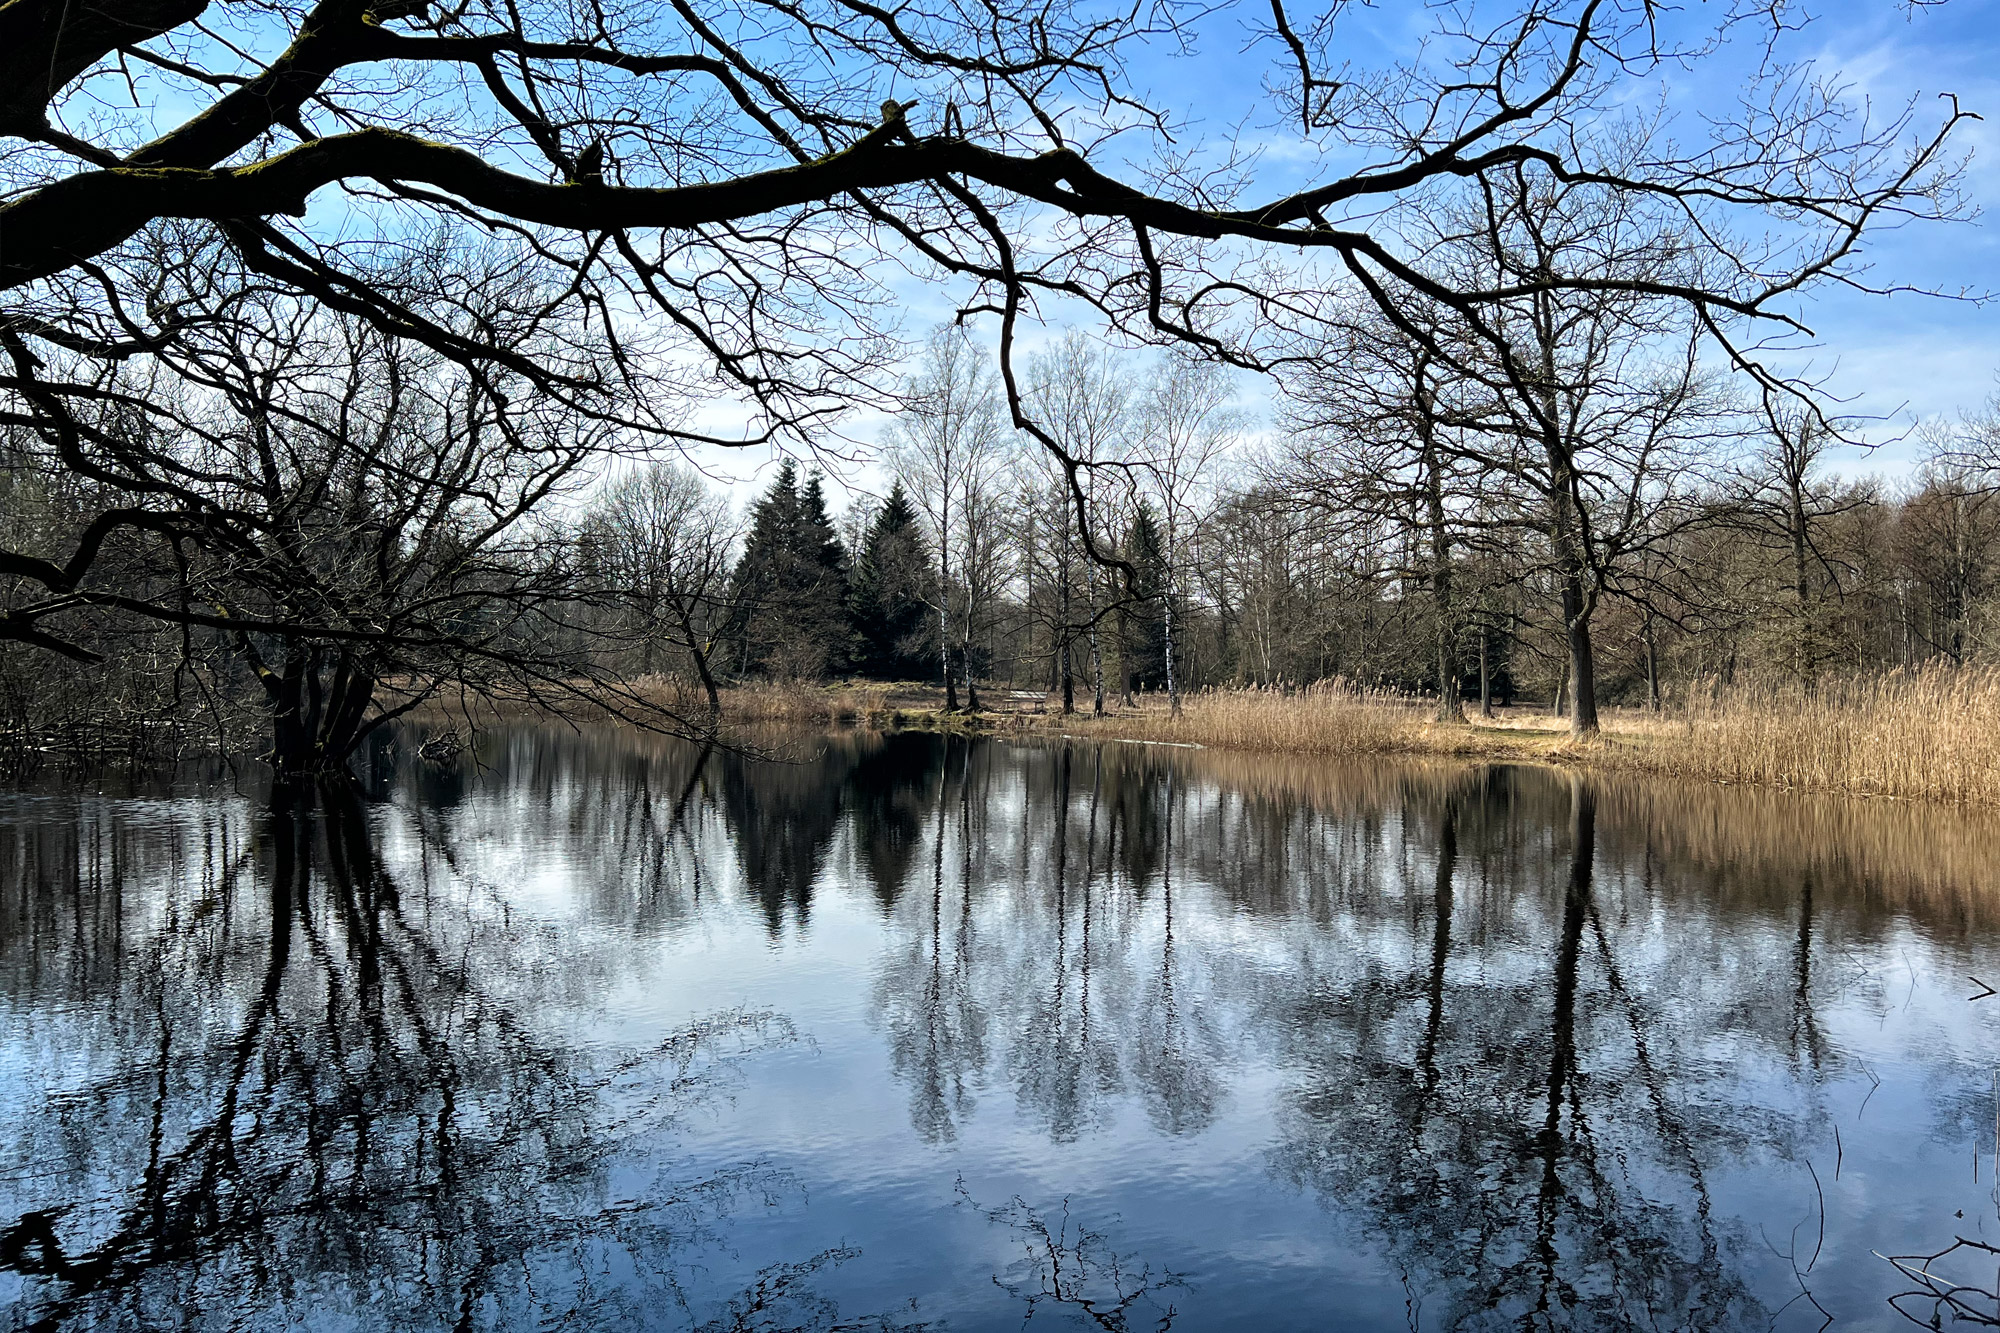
[7, 728, 2000, 1331]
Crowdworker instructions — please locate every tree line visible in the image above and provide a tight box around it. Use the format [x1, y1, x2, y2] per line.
[11, 296, 1998, 769]
[586, 319, 2000, 739]
[583, 328, 1218, 717]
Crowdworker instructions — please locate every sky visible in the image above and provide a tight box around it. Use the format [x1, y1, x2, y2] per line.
[676, 0, 2000, 504]
[1745, 0, 2000, 467]
[50, 0, 1997, 505]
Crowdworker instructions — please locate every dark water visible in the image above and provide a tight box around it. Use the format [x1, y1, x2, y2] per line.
[8, 729, 2000, 1331]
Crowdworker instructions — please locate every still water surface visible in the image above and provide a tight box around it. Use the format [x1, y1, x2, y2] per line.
[7, 728, 2000, 1331]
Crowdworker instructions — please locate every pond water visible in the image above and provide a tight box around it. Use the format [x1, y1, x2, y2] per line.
[7, 727, 2000, 1331]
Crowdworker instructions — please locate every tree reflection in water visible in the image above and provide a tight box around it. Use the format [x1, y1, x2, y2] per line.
[876, 736, 988, 1143]
[10, 729, 2000, 1330]
[956, 1180, 1187, 1332]
[0, 779, 911, 1333]
[1263, 774, 1761, 1330]
[1129, 761, 1221, 1139]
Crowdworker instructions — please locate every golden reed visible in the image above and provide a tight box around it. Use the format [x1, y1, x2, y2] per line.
[1014, 667, 2000, 805]
[574, 666, 2000, 806]
[1633, 666, 2000, 803]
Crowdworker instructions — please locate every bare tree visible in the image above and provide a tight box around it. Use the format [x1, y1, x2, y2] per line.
[1432, 167, 1735, 736]
[1134, 355, 1240, 716]
[1271, 308, 1487, 722]
[1895, 464, 2000, 666]
[1007, 465, 1083, 710]
[1, 285, 672, 777]
[889, 326, 1005, 711]
[1025, 335, 1137, 716]
[955, 433, 1016, 708]
[1715, 400, 1875, 686]
[591, 461, 739, 717]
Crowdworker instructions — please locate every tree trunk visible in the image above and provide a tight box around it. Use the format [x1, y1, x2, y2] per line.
[940, 598, 957, 712]
[1789, 468, 1814, 686]
[1422, 431, 1462, 724]
[1117, 597, 1137, 707]
[1087, 578, 1105, 717]
[252, 641, 379, 781]
[669, 597, 722, 718]
[1535, 320, 1598, 739]
[1087, 627, 1104, 715]
[1478, 623, 1494, 719]
[1561, 572, 1600, 737]
[1058, 569, 1075, 715]
[961, 582, 981, 711]
[1643, 613, 1661, 713]
[1433, 611, 1460, 724]
[324, 661, 377, 761]
[940, 486, 958, 712]
[1060, 638, 1075, 715]
[266, 647, 310, 777]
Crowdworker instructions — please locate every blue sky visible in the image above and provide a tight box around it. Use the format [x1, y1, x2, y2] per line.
[58, 0, 1996, 495]
[1740, 0, 2000, 466]
[1134, 0, 2000, 466]
[709, 0, 2000, 499]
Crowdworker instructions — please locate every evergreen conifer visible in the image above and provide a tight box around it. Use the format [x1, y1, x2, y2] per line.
[1120, 503, 1170, 691]
[728, 461, 852, 677]
[848, 483, 936, 678]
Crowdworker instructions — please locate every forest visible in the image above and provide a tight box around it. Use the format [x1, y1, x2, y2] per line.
[10, 306, 2000, 777]
[0, 0, 1983, 788]
[589, 327, 2000, 732]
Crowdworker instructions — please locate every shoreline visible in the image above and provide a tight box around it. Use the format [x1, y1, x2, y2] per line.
[688, 677, 2000, 807]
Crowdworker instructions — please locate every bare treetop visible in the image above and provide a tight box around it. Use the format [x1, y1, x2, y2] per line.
[1, 0, 1969, 409]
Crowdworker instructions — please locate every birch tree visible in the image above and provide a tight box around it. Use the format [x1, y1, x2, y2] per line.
[1025, 335, 1134, 716]
[888, 327, 1005, 710]
[1136, 355, 1242, 716]
[592, 462, 738, 716]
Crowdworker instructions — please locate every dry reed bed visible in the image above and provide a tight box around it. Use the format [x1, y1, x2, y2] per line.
[1013, 669, 2000, 806]
[1625, 668, 2000, 803]
[1050, 684, 1440, 757]
[1042, 683, 1629, 770]
[712, 680, 903, 726]
[418, 668, 2000, 806]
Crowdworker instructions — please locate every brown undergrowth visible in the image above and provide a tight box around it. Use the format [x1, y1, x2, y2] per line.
[701, 670, 2000, 805]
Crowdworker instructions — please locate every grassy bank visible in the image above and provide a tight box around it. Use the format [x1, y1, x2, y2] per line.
[693, 669, 2000, 806]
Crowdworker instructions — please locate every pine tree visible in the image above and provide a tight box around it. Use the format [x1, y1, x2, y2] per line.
[848, 483, 936, 679]
[799, 473, 849, 582]
[728, 461, 852, 678]
[1119, 503, 1169, 692]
